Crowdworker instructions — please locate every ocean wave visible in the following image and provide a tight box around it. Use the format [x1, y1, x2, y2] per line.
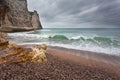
[8, 33, 120, 47]
[49, 35, 69, 40]
[8, 33, 120, 56]
[48, 35, 120, 46]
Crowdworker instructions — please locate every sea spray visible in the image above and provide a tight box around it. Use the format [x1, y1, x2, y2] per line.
[8, 28, 120, 56]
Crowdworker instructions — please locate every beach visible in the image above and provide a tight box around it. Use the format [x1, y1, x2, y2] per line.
[1, 0, 120, 79]
[0, 45, 120, 80]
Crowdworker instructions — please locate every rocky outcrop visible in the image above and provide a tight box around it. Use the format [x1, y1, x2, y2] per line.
[0, 42, 47, 64]
[0, 32, 47, 64]
[0, 32, 8, 49]
[0, 0, 42, 32]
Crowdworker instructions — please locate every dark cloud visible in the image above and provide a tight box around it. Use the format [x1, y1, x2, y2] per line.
[27, 0, 120, 28]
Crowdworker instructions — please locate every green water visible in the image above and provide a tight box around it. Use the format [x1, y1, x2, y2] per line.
[8, 28, 120, 56]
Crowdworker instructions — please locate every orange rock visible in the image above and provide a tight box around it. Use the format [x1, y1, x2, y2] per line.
[0, 44, 47, 64]
[0, 32, 8, 50]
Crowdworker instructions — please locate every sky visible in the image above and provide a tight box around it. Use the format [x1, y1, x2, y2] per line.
[27, 0, 120, 28]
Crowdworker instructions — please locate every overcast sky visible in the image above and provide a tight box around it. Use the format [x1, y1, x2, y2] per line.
[27, 0, 120, 28]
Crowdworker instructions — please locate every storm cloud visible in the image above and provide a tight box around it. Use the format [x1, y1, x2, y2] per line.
[27, 0, 120, 28]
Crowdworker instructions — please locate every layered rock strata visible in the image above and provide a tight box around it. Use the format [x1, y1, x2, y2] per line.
[0, 0, 42, 32]
[0, 32, 47, 64]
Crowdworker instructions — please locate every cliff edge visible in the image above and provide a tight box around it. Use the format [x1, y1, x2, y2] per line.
[0, 0, 42, 32]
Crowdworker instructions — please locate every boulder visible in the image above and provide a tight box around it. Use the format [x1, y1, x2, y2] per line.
[31, 45, 47, 62]
[0, 32, 8, 50]
[0, 44, 47, 64]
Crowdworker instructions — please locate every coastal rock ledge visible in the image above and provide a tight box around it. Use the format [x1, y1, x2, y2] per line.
[0, 32, 47, 64]
[0, 0, 42, 32]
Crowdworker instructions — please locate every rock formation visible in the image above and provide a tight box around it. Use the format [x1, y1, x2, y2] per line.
[0, 31, 47, 64]
[0, 32, 8, 50]
[0, 0, 42, 32]
[0, 42, 47, 64]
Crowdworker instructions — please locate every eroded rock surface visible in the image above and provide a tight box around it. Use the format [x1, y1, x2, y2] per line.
[0, 0, 42, 32]
[0, 32, 47, 64]
[0, 32, 8, 50]
[0, 43, 47, 64]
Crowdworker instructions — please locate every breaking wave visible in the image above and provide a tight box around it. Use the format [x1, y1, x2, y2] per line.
[8, 30, 120, 56]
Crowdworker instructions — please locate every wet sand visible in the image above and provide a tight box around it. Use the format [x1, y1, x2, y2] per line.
[0, 46, 120, 80]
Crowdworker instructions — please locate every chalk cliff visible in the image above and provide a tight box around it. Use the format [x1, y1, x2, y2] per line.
[0, 0, 42, 32]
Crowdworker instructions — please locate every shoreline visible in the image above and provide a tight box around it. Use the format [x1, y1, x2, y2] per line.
[19, 43, 120, 56]
[47, 46, 120, 72]
[0, 44, 120, 79]
[48, 46, 120, 65]
[22, 45, 120, 66]
[23, 45, 120, 74]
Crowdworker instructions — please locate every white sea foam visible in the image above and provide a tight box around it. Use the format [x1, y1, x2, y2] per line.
[19, 42, 120, 56]
[8, 28, 120, 56]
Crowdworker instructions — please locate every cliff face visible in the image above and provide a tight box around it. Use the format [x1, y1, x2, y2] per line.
[0, 0, 42, 32]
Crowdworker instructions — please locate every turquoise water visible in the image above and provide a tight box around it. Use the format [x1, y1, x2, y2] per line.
[8, 28, 120, 56]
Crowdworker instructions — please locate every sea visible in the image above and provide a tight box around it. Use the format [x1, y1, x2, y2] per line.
[8, 28, 120, 56]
